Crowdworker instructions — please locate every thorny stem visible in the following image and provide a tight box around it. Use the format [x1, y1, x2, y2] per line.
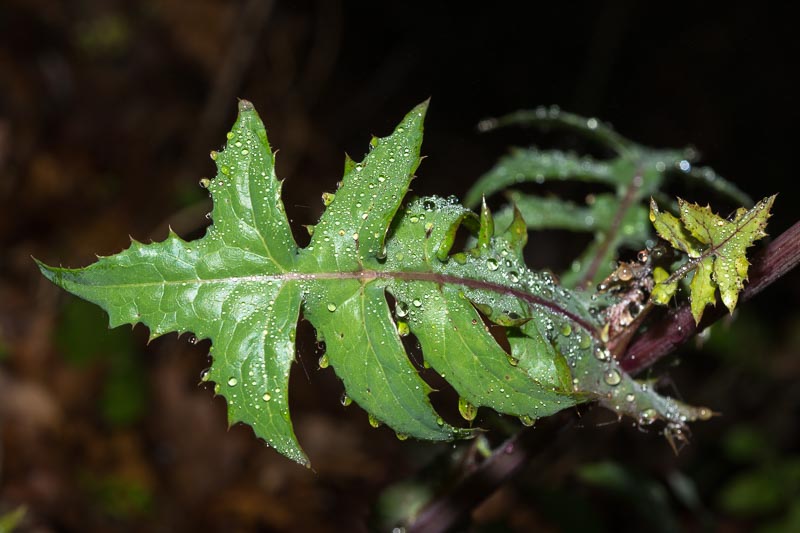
[578, 169, 643, 289]
[408, 220, 800, 533]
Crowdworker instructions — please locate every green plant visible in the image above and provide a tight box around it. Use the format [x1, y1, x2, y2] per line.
[36, 100, 783, 469]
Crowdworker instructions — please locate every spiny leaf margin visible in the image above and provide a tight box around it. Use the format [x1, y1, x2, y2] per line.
[37, 100, 715, 465]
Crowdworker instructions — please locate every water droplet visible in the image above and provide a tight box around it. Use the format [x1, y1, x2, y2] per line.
[209, 150, 218, 160]
[263, 392, 272, 402]
[436, 416, 444, 426]
[368, 414, 381, 428]
[603, 369, 621, 386]
[586, 118, 598, 130]
[200, 369, 210, 382]
[395, 432, 409, 441]
[227, 377, 238, 387]
[638, 408, 657, 425]
[395, 301, 409, 318]
[327, 303, 337, 312]
[397, 321, 410, 337]
[340, 393, 352, 407]
[578, 332, 592, 349]
[188, 335, 198, 345]
[458, 397, 477, 421]
[486, 258, 499, 271]
[625, 393, 635, 402]
[412, 299, 422, 308]
[519, 415, 535, 427]
[199, 178, 211, 189]
[560, 324, 572, 337]
[319, 354, 329, 369]
[508, 271, 519, 283]
[594, 347, 610, 361]
[697, 407, 713, 420]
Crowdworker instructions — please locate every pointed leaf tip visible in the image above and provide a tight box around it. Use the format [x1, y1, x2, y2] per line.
[238, 99, 255, 112]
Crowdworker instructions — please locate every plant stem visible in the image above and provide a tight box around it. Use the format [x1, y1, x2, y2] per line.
[407, 417, 575, 533]
[407, 219, 800, 533]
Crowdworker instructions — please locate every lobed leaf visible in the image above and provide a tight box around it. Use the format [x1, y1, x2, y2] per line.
[38, 101, 714, 465]
[649, 196, 775, 323]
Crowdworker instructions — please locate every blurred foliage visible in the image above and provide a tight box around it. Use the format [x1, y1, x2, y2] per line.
[79, 472, 154, 520]
[0, 507, 26, 533]
[55, 298, 147, 426]
[577, 462, 680, 533]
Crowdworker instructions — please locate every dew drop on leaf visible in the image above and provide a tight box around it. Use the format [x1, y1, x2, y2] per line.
[594, 347, 610, 361]
[262, 392, 272, 402]
[486, 258, 499, 271]
[603, 369, 621, 386]
[340, 393, 352, 407]
[227, 377, 238, 387]
[395, 301, 409, 317]
[578, 332, 591, 349]
[327, 303, 337, 312]
[458, 397, 478, 421]
[368, 414, 382, 428]
[638, 408, 657, 425]
[318, 354, 329, 369]
[397, 321, 410, 337]
[519, 415, 535, 427]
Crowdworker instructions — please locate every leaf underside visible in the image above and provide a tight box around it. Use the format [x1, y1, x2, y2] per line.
[39, 101, 711, 466]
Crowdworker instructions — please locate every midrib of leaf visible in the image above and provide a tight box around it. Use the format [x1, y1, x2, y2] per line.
[577, 169, 643, 288]
[38, 99, 718, 466]
[43, 266, 598, 336]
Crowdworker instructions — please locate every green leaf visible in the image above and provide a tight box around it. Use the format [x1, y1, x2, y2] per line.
[650, 196, 775, 323]
[38, 101, 712, 465]
[467, 107, 751, 288]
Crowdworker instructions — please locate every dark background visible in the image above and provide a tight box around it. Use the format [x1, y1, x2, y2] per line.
[1, 1, 798, 531]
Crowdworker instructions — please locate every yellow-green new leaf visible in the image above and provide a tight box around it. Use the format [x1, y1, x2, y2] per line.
[690, 257, 716, 323]
[650, 196, 775, 323]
